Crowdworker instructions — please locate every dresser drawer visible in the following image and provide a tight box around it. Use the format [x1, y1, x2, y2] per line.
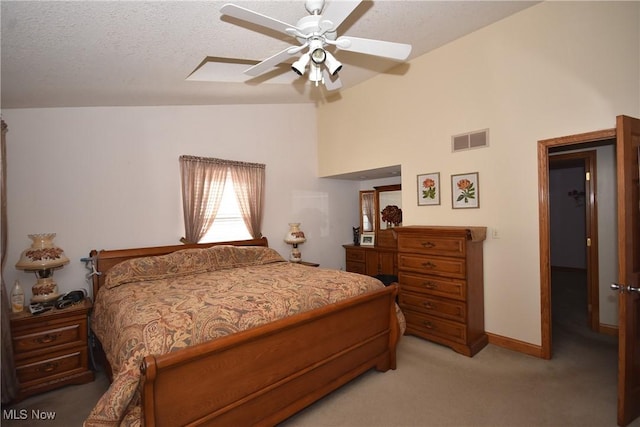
[397, 234, 466, 257]
[398, 253, 466, 279]
[16, 347, 88, 385]
[399, 272, 466, 300]
[345, 248, 366, 262]
[400, 292, 466, 323]
[403, 310, 467, 344]
[12, 323, 84, 356]
[346, 261, 366, 274]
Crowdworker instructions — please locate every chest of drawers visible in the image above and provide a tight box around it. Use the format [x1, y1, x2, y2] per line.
[9, 298, 94, 401]
[395, 226, 487, 356]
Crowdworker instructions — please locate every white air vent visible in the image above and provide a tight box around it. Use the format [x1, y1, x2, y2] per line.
[452, 129, 489, 152]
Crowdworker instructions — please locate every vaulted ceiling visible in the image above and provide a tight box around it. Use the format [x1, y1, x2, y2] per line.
[1, 1, 538, 108]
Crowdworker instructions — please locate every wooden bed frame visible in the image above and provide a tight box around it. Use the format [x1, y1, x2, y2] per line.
[89, 237, 399, 427]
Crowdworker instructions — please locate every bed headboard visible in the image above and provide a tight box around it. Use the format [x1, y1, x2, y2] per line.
[89, 237, 269, 299]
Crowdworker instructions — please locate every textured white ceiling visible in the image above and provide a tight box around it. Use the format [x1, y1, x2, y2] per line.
[1, 1, 538, 108]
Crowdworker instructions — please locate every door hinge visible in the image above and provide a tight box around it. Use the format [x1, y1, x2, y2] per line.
[587, 237, 591, 247]
[586, 171, 591, 181]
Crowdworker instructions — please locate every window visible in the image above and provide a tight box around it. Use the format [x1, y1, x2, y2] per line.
[200, 173, 251, 243]
[179, 155, 265, 244]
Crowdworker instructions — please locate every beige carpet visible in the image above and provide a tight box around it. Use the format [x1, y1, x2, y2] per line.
[2, 270, 638, 426]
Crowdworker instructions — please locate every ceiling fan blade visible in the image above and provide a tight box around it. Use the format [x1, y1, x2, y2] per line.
[322, 69, 343, 91]
[244, 46, 300, 77]
[321, 0, 362, 31]
[336, 36, 412, 61]
[220, 3, 298, 35]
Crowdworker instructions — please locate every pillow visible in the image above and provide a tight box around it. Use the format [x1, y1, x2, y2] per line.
[104, 245, 285, 289]
[206, 245, 286, 270]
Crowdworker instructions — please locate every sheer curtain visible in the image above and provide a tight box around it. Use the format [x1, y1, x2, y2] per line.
[229, 161, 265, 239]
[180, 156, 265, 243]
[362, 192, 375, 232]
[1, 119, 18, 403]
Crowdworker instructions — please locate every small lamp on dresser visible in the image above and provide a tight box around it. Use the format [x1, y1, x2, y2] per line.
[284, 222, 306, 262]
[15, 233, 69, 303]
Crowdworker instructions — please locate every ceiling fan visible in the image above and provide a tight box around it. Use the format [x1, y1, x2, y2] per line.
[219, 0, 412, 91]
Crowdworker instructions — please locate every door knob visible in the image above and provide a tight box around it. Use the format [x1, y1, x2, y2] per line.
[610, 283, 640, 293]
[610, 283, 624, 291]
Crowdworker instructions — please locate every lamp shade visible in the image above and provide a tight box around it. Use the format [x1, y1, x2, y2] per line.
[284, 223, 306, 245]
[284, 223, 306, 262]
[16, 233, 69, 303]
[16, 233, 69, 270]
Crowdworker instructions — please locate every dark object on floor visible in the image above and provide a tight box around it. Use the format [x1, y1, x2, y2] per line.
[374, 275, 398, 286]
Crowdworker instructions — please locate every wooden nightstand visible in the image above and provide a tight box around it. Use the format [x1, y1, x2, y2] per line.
[298, 261, 320, 267]
[9, 297, 94, 401]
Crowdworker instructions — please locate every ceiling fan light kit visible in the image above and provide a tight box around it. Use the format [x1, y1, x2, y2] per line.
[322, 50, 343, 76]
[310, 47, 327, 65]
[291, 54, 311, 76]
[309, 63, 323, 86]
[219, 0, 412, 91]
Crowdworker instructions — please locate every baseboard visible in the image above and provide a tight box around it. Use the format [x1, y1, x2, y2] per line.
[486, 332, 544, 358]
[550, 265, 587, 273]
[598, 323, 618, 337]
[486, 325, 618, 358]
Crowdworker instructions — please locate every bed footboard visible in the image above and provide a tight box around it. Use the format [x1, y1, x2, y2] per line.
[140, 283, 399, 427]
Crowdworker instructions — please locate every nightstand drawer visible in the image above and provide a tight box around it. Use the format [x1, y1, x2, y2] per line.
[13, 324, 83, 355]
[399, 272, 466, 301]
[16, 347, 87, 385]
[9, 298, 94, 401]
[400, 292, 466, 323]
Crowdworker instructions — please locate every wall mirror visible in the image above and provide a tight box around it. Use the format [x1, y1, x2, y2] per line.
[375, 184, 402, 230]
[375, 184, 402, 248]
[359, 190, 376, 233]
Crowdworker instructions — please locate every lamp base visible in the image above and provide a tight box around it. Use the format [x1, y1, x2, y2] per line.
[289, 246, 302, 263]
[31, 293, 60, 303]
[31, 277, 60, 303]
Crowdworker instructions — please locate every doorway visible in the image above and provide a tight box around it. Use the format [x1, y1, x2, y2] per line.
[539, 116, 640, 426]
[538, 130, 617, 359]
[549, 151, 599, 337]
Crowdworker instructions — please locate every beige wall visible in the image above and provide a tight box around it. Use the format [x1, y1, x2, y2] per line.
[317, 2, 640, 345]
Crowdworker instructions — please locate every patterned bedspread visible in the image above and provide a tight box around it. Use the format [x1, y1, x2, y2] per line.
[84, 246, 403, 426]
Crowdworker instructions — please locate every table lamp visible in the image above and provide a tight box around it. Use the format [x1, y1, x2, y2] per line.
[15, 233, 69, 303]
[284, 223, 306, 262]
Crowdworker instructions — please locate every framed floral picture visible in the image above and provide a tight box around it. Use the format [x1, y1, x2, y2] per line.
[417, 172, 440, 206]
[451, 172, 480, 209]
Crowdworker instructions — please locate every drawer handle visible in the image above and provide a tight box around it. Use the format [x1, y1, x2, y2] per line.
[422, 281, 437, 289]
[36, 334, 59, 344]
[422, 261, 436, 269]
[424, 321, 435, 329]
[38, 362, 59, 373]
[423, 301, 436, 309]
[421, 242, 436, 248]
